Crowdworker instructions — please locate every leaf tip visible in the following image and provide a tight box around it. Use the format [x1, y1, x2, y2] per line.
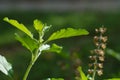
[3, 17, 9, 21]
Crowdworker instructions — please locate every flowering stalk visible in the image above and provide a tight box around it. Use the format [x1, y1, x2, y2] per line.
[88, 27, 108, 80]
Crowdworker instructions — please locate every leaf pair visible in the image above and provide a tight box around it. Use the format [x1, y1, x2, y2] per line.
[3, 18, 44, 53]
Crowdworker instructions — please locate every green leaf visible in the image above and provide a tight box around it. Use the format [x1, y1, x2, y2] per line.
[15, 33, 38, 52]
[104, 78, 120, 80]
[48, 43, 62, 53]
[33, 19, 43, 32]
[106, 48, 120, 61]
[77, 67, 88, 80]
[0, 55, 12, 76]
[3, 17, 33, 38]
[47, 28, 89, 42]
[51, 78, 64, 80]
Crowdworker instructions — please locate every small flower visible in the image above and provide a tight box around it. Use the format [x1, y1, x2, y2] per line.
[99, 27, 107, 34]
[95, 28, 99, 33]
[94, 49, 104, 56]
[97, 63, 103, 68]
[99, 56, 104, 61]
[101, 36, 108, 42]
[97, 69, 103, 76]
[88, 69, 94, 74]
[94, 36, 99, 43]
[89, 56, 97, 60]
[101, 43, 106, 49]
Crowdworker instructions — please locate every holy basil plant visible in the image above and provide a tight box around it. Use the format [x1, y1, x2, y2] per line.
[3, 17, 89, 80]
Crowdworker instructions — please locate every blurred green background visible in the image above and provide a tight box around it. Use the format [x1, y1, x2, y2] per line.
[0, 1, 120, 80]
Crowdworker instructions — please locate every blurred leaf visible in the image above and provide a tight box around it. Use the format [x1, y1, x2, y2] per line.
[15, 33, 38, 52]
[0, 55, 12, 76]
[3, 17, 33, 38]
[77, 67, 88, 80]
[47, 28, 89, 42]
[104, 78, 120, 80]
[51, 78, 64, 80]
[45, 78, 64, 80]
[34, 19, 43, 32]
[106, 48, 120, 61]
[48, 43, 62, 53]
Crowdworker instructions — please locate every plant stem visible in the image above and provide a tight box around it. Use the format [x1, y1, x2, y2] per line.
[92, 59, 97, 80]
[23, 48, 39, 80]
[23, 60, 33, 80]
[23, 31, 43, 80]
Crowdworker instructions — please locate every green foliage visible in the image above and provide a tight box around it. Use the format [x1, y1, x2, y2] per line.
[15, 33, 38, 52]
[3, 17, 33, 38]
[47, 28, 89, 42]
[34, 19, 44, 32]
[0, 55, 13, 77]
[105, 78, 120, 80]
[48, 43, 62, 53]
[51, 78, 64, 80]
[77, 67, 88, 80]
[3, 17, 89, 80]
[106, 48, 120, 61]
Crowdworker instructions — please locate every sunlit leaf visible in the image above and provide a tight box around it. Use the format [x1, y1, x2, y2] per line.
[0, 55, 12, 76]
[3, 17, 33, 38]
[105, 78, 120, 80]
[34, 19, 43, 32]
[51, 78, 64, 80]
[106, 48, 120, 61]
[15, 33, 38, 52]
[77, 67, 88, 80]
[48, 43, 62, 53]
[47, 28, 89, 42]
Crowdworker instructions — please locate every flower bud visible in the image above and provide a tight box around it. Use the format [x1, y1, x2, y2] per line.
[97, 69, 103, 76]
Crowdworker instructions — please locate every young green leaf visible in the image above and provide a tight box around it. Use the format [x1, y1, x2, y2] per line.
[33, 19, 43, 32]
[47, 28, 89, 42]
[15, 33, 38, 52]
[3, 17, 33, 38]
[77, 67, 88, 80]
[0, 55, 12, 76]
[51, 78, 64, 80]
[48, 43, 62, 53]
